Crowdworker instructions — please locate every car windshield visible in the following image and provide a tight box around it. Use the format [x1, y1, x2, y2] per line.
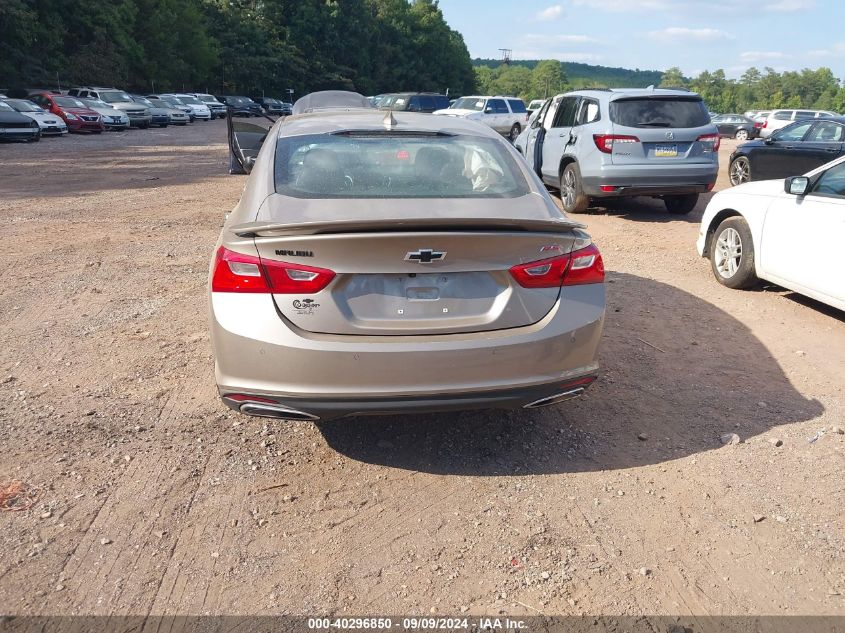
[179, 96, 202, 105]
[84, 99, 110, 108]
[198, 94, 218, 103]
[0, 101, 14, 112]
[610, 97, 711, 128]
[54, 96, 86, 108]
[274, 133, 530, 199]
[134, 97, 154, 107]
[149, 99, 172, 109]
[263, 98, 279, 105]
[451, 97, 485, 111]
[6, 99, 42, 112]
[99, 91, 133, 104]
[164, 96, 185, 106]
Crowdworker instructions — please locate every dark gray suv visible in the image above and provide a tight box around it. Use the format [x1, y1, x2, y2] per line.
[515, 88, 720, 214]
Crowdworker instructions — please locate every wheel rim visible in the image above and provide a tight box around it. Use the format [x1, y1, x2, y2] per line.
[736, 130, 748, 140]
[714, 227, 742, 278]
[562, 169, 576, 208]
[730, 159, 750, 185]
[510, 126, 519, 141]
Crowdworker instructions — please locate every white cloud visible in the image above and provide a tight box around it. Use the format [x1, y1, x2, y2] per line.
[572, 0, 672, 9]
[807, 42, 845, 58]
[535, 4, 564, 20]
[647, 27, 733, 41]
[739, 51, 788, 62]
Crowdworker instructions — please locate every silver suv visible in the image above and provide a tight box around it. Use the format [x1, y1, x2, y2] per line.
[434, 95, 529, 141]
[515, 88, 720, 214]
[67, 86, 152, 128]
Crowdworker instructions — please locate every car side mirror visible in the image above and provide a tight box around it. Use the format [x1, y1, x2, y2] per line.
[785, 176, 809, 196]
[484, 106, 494, 114]
[765, 136, 775, 144]
[244, 156, 257, 170]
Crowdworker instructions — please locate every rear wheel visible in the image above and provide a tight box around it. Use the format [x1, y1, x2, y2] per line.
[735, 129, 749, 141]
[560, 163, 589, 214]
[729, 156, 751, 186]
[664, 193, 698, 214]
[710, 217, 757, 289]
[508, 123, 521, 142]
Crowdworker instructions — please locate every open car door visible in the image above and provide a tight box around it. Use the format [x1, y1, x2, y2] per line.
[227, 108, 278, 174]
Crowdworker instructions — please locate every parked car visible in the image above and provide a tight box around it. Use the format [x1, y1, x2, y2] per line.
[368, 94, 389, 107]
[67, 87, 152, 128]
[698, 156, 844, 311]
[728, 118, 845, 186]
[145, 97, 189, 125]
[213, 90, 605, 421]
[711, 114, 760, 140]
[217, 95, 263, 117]
[191, 93, 227, 119]
[379, 93, 450, 113]
[147, 94, 194, 121]
[172, 94, 212, 121]
[253, 96, 286, 115]
[0, 100, 41, 142]
[527, 99, 545, 115]
[2, 98, 67, 135]
[79, 97, 130, 130]
[28, 92, 104, 133]
[759, 108, 837, 138]
[514, 88, 719, 214]
[279, 101, 293, 116]
[130, 96, 172, 127]
[433, 95, 529, 141]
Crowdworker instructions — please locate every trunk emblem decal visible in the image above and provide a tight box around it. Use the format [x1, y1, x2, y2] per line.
[665, 131, 674, 140]
[405, 249, 446, 264]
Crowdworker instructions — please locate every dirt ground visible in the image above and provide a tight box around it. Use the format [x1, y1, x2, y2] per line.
[1, 121, 843, 621]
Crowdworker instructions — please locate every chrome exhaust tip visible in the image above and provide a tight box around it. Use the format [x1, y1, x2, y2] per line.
[239, 403, 320, 421]
[523, 387, 585, 409]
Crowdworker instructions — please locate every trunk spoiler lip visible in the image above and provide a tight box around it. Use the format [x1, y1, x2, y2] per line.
[231, 216, 585, 238]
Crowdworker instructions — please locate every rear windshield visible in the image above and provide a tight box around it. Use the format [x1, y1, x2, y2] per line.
[274, 133, 529, 199]
[610, 97, 710, 128]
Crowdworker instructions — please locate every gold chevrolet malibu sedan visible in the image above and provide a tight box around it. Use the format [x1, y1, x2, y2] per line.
[210, 91, 605, 421]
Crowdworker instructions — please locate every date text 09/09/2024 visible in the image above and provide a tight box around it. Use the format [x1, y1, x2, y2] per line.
[307, 617, 528, 631]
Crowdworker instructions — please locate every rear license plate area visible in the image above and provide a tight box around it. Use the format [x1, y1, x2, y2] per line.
[654, 144, 678, 157]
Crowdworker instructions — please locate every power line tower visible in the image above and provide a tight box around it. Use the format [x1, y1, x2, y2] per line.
[499, 48, 512, 66]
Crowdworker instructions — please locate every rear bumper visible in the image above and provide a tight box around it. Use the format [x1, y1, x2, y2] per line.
[581, 162, 718, 197]
[211, 286, 605, 420]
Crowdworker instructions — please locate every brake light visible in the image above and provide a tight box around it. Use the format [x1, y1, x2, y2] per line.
[509, 243, 604, 288]
[762, 120, 768, 128]
[211, 247, 335, 294]
[696, 133, 720, 152]
[593, 134, 639, 154]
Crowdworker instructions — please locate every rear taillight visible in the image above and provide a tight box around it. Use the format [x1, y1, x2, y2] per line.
[762, 120, 768, 128]
[593, 134, 639, 154]
[509, 243, 605, 288]
[211, 246, 335, 294]
[696, 133, 720, 152]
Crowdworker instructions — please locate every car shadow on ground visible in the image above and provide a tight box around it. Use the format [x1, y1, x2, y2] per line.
[318, 272, 824, 475]
[551, 192, 714, 224]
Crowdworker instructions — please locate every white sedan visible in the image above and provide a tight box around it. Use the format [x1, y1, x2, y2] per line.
[697, 156, 845, 311]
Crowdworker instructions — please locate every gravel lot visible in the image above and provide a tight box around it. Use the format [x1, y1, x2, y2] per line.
[1, 120, 843, 619]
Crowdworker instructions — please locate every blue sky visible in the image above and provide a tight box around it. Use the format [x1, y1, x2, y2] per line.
[437, 0, 845, 79]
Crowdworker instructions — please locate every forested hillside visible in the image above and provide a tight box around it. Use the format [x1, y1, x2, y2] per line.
[0, 0, 476, 97]
[474, 58, 663, 89]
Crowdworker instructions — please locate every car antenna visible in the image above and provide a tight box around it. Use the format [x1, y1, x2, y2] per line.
[383, 110, 397, 129]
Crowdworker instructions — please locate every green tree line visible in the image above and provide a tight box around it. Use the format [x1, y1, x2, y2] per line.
[0, 0, 476, 98]
[660, 66, 845, 114]
[474, 59, 845, 115]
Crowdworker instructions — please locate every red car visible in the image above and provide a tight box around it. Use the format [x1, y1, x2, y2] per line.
[28, 92, 104, 133]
